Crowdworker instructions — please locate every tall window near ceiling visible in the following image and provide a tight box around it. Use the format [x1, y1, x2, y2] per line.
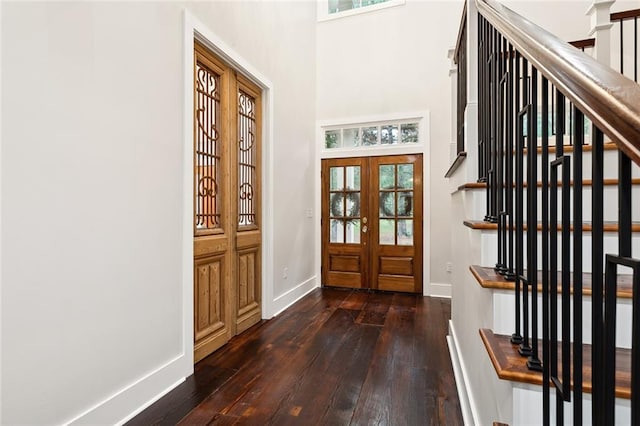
[328, 0, 388, 14]
[319, 0, 404, 20]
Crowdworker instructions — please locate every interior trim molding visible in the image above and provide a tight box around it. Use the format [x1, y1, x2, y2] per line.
[271, 276, 318, 318]
[448, 320, 481, 426]
[429, 282, 452, 298]
[64, 355, 185, 425]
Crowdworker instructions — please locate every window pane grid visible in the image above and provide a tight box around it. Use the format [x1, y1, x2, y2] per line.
[328, 0, 390, 14]
[329, 166, 361, 243]
[324, 121, 420, 150]
[378, 163, 414, 246]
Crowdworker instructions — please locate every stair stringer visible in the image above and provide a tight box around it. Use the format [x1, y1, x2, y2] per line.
[449, 179, 514, 425]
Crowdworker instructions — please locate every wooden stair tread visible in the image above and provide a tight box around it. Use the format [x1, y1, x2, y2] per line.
[470, 265, 633, 298]
[458, 178, 640, 191]
[479, 328, 631, 399]
[463, 220, 640, 232]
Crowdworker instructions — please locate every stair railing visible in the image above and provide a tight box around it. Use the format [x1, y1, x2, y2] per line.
[611, 8, 640, 82]
[474, 0, 640, 423]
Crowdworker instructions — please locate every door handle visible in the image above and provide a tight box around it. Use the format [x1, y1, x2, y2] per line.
[362, 225, 368, 233]
[363, 217, 368, 224]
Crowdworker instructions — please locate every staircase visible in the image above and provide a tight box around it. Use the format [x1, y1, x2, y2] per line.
[446, 0, 640, 425]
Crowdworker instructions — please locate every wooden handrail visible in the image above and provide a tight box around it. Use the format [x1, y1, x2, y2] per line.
[476, 0, 640, 166]
[611, 8, 640, 21]
[569, 38, 595, 49]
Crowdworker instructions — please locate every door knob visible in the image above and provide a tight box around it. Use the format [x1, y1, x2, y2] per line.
[362, 225, 368, 233]
[363, 217, 368, 224]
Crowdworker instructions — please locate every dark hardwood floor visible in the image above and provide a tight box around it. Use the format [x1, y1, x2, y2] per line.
[127, 288, 463, 426]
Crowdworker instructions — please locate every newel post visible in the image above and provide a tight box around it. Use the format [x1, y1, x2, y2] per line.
[587, 0, 615, 66]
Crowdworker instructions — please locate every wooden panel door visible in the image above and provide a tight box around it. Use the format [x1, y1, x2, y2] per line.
[233, 75, 262, 334]
[193, 42, 262, 363]
[321, 155, 423, 294]
[321, 158, 369, 289]
[370, 155, 423, 293]
[193, 42, 233, 363]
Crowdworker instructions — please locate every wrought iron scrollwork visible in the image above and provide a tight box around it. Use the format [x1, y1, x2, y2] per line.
[238, 89, 257, 226]
[195, 61, 222, 231]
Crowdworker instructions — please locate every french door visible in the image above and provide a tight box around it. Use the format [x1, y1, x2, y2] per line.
[321, 154, 423, 293]
[193, 41, 262, 363]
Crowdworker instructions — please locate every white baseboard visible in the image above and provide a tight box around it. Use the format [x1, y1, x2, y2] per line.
[429, 282, 452, 298]
[448, 320, 480, 426]
[65, 354, 188, 426]
[271, 275, 318, 317]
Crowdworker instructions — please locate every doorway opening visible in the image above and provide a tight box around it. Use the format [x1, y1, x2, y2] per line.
[192, 40, 263, 362]
[321, 154, 423, 293]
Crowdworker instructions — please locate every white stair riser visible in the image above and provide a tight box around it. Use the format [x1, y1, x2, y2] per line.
[492, 290, 633, 349]
[480, 231, 640, 274]
[513, 384, 630, 426]
[471, 185, 640, 222]
[517, 146, 640, 180]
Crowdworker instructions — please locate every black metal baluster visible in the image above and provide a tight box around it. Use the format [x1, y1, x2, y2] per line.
[492, 27, 500, 224]
[572, 106, 584, 425]
[621, 19, 625, 75]
[541, 76, 550, 426]
[560, 146, 571, 408]
[550, 90, 570, 426]
[635, 17, 638, 82]
[631, 259, 640, 426]
[618, 135, 633, 424]
[487, 25, 498, 223]
[515, 104, 528, 350]
[603, 256, 617, 425]
[550, 155, 561, 423]
[505, 43, 516, 281]
[496, 35, 507, 274]
[591, 127, 605, 425]
[528, 67, 542, 369]
[620, 151, 632, 258]
[485, 20, 492, 187]
[478, 16, 486, 183]
[551, 153, 572, 399]
[485, 20, 491, 187]
[520, 57, 532, 357]
[512, 50, 524, 345]
[603, 254, 640, 426]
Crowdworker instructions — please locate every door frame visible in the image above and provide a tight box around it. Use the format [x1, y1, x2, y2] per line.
[315, 112, 431, 296]
[182, 10, 275, 370]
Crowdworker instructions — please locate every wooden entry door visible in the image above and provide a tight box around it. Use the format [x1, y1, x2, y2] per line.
[193, 41, 262, 363]
[321, 154, 423, 294]
[321, 157, 369, 289]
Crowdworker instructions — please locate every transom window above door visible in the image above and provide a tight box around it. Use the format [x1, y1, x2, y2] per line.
[324, 120, 419, 150]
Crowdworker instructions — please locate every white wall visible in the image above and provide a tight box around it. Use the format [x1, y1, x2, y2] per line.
[0, 1, 316, 424]
[316, 0, 463, 291]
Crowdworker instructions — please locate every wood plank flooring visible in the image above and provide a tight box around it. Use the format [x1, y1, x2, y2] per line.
[127, 288, 463, 426]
